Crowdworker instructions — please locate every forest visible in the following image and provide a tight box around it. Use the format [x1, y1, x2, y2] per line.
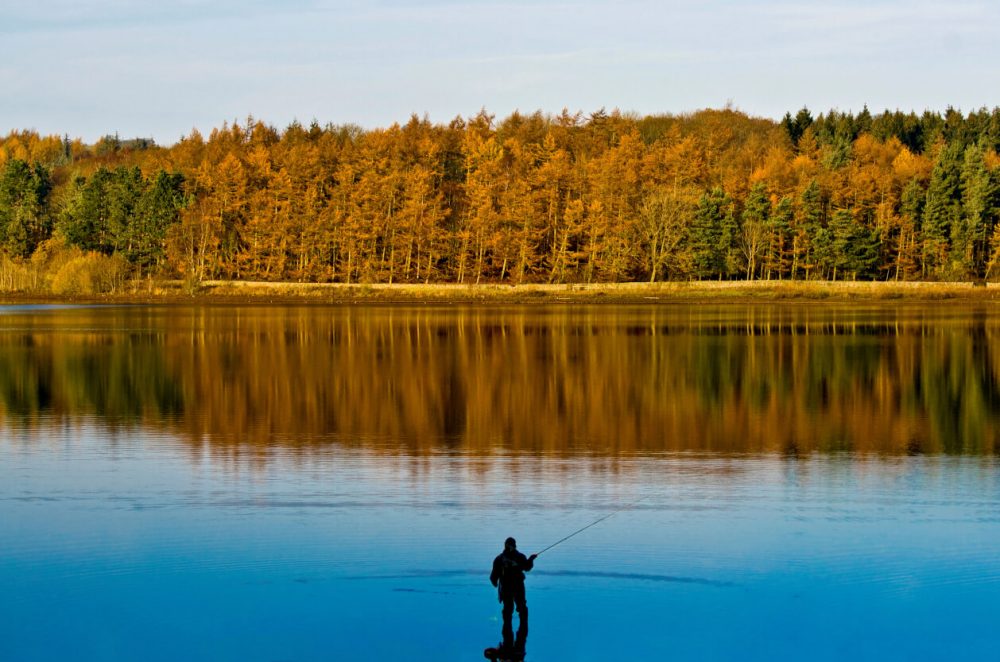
[2, 105, 1000, 289]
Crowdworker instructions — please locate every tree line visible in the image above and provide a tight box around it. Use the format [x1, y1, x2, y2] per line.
[2, 105, 1000, 285]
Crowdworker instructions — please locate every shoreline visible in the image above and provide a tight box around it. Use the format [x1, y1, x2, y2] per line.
[2, 280, 999, 305]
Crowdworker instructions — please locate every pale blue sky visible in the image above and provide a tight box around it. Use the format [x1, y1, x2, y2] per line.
[1, 0, 998, 144]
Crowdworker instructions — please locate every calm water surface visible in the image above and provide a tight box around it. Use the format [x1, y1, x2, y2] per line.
[1, 304, 999, 661]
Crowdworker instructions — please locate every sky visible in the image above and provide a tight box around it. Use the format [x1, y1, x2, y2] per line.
[1, 0, 999, 144]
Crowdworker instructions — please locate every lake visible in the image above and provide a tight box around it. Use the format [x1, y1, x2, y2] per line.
[1, 303, 999, 660]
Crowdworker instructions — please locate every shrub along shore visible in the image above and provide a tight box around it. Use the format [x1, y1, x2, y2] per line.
[1, 278, 997, 305]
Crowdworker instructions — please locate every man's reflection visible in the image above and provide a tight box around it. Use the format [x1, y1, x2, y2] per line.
[485, 616, 527, 661]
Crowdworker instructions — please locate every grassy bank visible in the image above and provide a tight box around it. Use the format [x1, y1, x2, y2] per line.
[3, 278, 1000, 305]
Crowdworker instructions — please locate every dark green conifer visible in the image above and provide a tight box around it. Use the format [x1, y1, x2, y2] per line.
[0, 159, 52, 257]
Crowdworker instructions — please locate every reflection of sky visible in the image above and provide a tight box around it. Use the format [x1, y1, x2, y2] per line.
[1, 1, 998, 142]
[2, 425, 999, 660]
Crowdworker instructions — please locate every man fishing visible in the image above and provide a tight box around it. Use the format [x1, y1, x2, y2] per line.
[484, 501, 649, 658]
[490, 537, 537, 643]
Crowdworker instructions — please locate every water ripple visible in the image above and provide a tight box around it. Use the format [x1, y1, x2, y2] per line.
[346, 569, 734, 587]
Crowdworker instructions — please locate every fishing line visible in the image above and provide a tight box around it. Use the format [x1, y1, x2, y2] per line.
[534, 493, 651, 557]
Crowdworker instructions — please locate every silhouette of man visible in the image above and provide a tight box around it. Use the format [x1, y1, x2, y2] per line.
[490, 537, 536, 647]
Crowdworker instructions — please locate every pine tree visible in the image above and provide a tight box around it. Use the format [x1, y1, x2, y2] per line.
[740, 183, 770, 280]
[897, 179, 925, 279]
[59, 168, 112, 253]
[132, 171, 187, 272]
[781, 107, 813, 147]
[829, 209, 854, 280]
[959, 144, 999, 277]
[829, 208, 879, 279]
[922, 141, 963, 276]
[105, 167, 145, 256]
[795, 180, 824, 279]
[719, 200, 742, 279]
[690, 188, 728, 279]
[812, 227, 834, 279]
[0, 159, 51, 257]
[764, 197, 793, 279]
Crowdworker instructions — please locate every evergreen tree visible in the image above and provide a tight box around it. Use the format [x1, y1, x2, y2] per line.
[855, 105, 873, 136]
[812, 227, 834, 279]
[59, 169, 112, 252]
[719, 199, 742, 279]
[957, 144, 999, 277]
[795, 180, 824, 279]
[106, 167, 145, 255]
[740, 183, 770, 280]
[0, 159, 51, 257]
[764, 197, 793, 279]
[897, 179, 925, 279]
[829, 209, 854, 280]
[690, 188, 728, 278]
[59, 167, 186, 265]
[823, 136, 852, 169]
[854, 229, 882, 279]
[781, 107, 814, 147]
[922, 142, 963, 276]
[131, 171, 187, 271]
[830, 208, 879, 279]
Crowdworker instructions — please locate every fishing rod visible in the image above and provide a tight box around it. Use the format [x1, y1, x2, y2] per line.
[533, 494, 651, 558]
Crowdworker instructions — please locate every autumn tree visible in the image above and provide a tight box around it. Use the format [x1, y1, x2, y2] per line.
[638, 186, 696, 281]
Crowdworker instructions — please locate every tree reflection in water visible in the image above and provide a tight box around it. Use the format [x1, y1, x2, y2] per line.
[0, 303, 998, 457]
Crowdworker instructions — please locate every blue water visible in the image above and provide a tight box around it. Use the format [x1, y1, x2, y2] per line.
[2, 421, 999, 661]
[3, 302, 1000, 661]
